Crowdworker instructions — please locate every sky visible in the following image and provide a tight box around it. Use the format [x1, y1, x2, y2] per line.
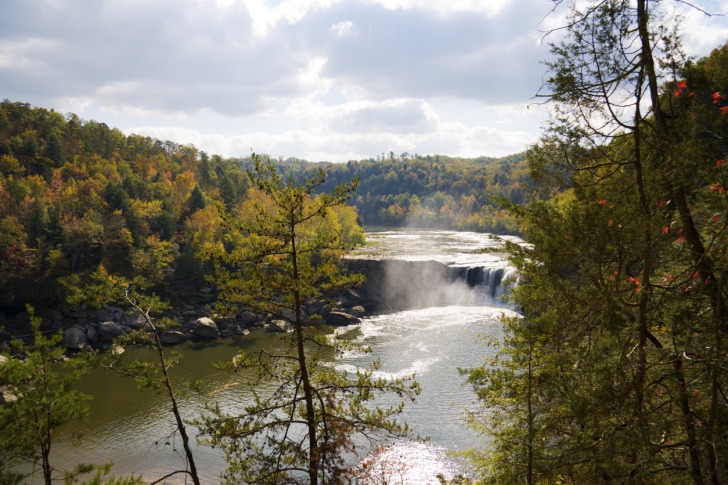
[1, 0, 727, 163]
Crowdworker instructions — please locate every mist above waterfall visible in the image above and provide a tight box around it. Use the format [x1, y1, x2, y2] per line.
[377, 260, 515, 309]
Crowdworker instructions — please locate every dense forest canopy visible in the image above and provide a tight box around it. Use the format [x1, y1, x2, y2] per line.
[463, 5, 728, 481]
[271, 152, 527, 232]
[0, 100, 526, 315]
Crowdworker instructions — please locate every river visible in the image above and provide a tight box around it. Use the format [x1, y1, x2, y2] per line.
[43, 229, 519, 484]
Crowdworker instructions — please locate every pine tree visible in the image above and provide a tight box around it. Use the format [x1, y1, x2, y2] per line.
[463, 2, 728, 483]
[201, 155, 419, 484]
[0, 308, 91, 484]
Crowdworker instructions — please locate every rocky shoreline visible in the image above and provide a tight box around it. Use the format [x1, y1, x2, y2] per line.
[1, 258, 477, 352]
[40, 286, 371, 352]
[0, 279, 377, 404]
[0, 259, 397, 352]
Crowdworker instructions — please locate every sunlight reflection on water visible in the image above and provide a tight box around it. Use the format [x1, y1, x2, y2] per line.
[354, 441, 465, 484]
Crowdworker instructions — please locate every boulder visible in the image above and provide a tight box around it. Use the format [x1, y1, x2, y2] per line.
[194, 317, 219, 338]
[340, 288, 363, 307]
[160, 330, 187, 346]
[63, 326, 88, 351]
[86, 325, 98, 344]
[347, 305, 366, 316]
[307, 299, 332, 317]
[266, 319, 293, 333]
[98, 305, 123, 322]
[97, 321, 129, 343]
[280, 309, 297, 322]
[0, 385, 17, 404]
[325, 311, 361, 326]
[237, 311, 262, 326]
[123, 309, 148, 329]
[70, 310, 89, 325]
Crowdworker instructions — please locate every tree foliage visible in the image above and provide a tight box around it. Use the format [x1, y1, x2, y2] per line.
[463, 2, 728, 484]
[0, 99, 523, 321]
[0, 307, 91, 484]
[274, 153, 528, 233]
[200, 156, 419, 484]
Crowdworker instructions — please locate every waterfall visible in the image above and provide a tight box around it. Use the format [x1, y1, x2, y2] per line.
[449, 265, 518, 303]
[348, 259, 517, 311]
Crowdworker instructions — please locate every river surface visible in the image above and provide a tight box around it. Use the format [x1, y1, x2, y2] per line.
[42, 229, 518, 484]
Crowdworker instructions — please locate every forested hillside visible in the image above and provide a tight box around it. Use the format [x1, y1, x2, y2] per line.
[0, 101, 525, 314]
[0, 102, 247, 312]
[279, 153, 527, 233]
[463, 8, 728, 482]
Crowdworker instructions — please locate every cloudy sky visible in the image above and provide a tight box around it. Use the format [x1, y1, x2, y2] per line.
[2, 0, 727, 162]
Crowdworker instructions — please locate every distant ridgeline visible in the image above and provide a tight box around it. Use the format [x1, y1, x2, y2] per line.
[264, 153, 528, 234]
[0, 99, 528, 313]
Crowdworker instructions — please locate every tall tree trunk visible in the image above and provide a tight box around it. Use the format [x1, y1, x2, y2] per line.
[41, 354, 53, 485]
[129, 294, 201, 485]
[526, 320, 535, 485]
[291, 223, 319, 485]
[152, 324, 201, 485]
[636, 1, 706, 482]
[706, 276, 723, 485]
[631, 64, 652, 477]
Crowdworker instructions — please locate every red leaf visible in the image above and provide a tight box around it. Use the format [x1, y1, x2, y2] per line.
[674, 80, 687, 97]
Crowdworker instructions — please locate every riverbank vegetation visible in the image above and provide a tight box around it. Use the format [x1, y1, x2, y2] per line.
[0, 156, 418, 483]
[0, 309, 91, 485]
[201, 155, 419, 484]
[464, 1, 728, 484]
[0, 100, 525, 321]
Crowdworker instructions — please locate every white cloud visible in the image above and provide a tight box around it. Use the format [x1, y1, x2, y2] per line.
[330, 20, 355, 37]
[366, 0, 513, 17]
[0, 38, 58, 70]
[243, 0, 342, 37]
[677, 0, 728, 57]
[327, 99, 437, 134]
[1, 0, 726, 162]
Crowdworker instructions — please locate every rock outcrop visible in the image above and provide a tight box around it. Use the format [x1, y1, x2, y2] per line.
[63, 326, 88, 351]
[325, 311, 361, 326]
[266, 319, 294, 333]
[160, 330, 188, 346]
[97, 321, 131, 343]
[2, 266, 375, 350]
[194, 317, 219, 338]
